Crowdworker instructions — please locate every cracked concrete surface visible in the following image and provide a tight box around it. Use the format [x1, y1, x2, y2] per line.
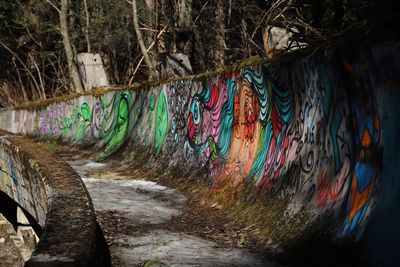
[67, 159, 282, 267]
[114, 230, 280, 266]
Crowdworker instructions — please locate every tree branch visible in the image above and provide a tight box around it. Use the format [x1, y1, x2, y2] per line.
[131, 0, 157, 79]
[129, 25, 167, 85]
[45, 0, 61, 13]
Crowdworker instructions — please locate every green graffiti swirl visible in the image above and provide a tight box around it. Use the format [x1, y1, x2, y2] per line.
[154, 90, 168, 153]
[74, 103, 92, 142]
[96, 93, 130, 160]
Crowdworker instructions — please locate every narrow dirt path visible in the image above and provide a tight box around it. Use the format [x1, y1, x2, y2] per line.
[61, 156, 283, 267]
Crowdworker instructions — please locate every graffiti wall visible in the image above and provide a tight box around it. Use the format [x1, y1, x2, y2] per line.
[0, 140, 22, 204]
[1, 43, 399, 247]
[0, 136, 47, 227]
[355, 44, 400, 266]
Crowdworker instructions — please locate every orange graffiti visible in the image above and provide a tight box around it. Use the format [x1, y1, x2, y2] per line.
[348, 174, 375, 222]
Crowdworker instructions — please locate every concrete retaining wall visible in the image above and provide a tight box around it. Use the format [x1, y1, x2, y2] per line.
[0, 130, 109, 266]
[1, 42, 399, 254]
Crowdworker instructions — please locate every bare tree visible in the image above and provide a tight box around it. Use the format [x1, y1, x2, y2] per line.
[213, 0, 226, 68]
[45, 0, 83, 93]
[131, 0, 158, 79]
[60, 0, 83, 92]
[0, 40, 43, 100]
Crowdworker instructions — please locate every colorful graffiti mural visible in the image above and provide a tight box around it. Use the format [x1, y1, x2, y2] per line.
[341, 53, 382, 240]
[2, 44, 398, 245]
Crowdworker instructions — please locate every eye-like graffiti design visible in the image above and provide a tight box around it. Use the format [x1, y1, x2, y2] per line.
[187, 73, 236, 162]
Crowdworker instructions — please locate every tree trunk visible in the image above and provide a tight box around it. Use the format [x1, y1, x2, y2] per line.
[145, 0, 159, 78]
[60, 0, 83, 93]
[83, 0, 91, 53]
[213, 0, 226, 68]
[177, 0, 192, 32]
[132, 0, 158, 80]
[175, 0, 192, 53]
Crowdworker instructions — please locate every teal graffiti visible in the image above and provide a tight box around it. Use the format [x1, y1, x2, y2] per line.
[320, 65, 342, 174]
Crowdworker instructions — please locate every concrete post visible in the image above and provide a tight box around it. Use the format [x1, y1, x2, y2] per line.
[77, 53, 110, 90]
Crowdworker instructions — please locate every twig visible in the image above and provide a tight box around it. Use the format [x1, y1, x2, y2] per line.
[128, 25, 167, 85]
[0, 41, 42, 99]
[28, 53, 46, 99]
[11, 59, 28, 101]
[45, 0, 60, 13]
[194, 1, 209, 25]
[24, 25, 42, 48]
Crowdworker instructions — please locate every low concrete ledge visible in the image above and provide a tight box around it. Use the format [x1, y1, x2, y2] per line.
[0, 130, 110, 266]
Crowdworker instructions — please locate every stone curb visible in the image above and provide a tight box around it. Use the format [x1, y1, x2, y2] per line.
[0, 130, 110, 266]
